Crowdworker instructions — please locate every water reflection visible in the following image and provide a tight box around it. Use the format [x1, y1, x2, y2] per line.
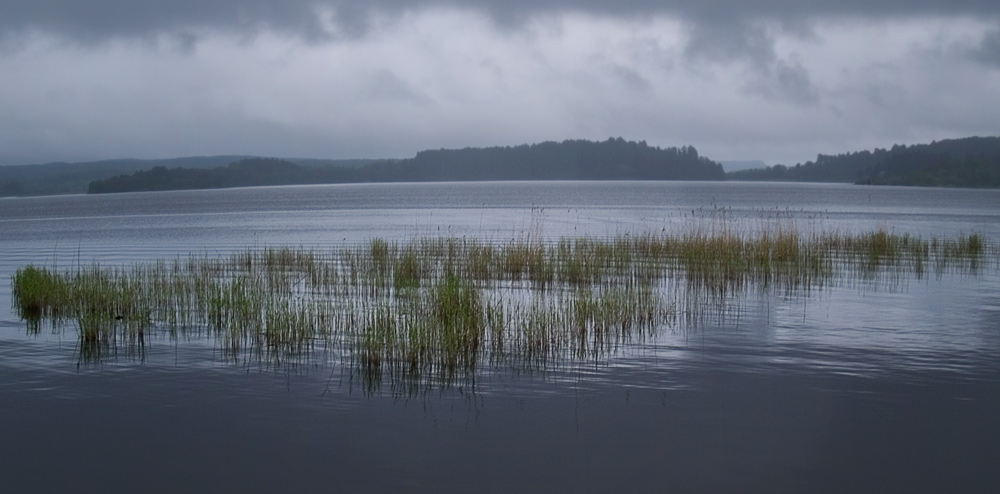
[75, 321, 147, 366]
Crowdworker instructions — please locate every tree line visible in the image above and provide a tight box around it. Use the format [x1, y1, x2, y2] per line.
[87, 138, 724, 193]
[727, 136, 1000, 187]
[6, 135, 997, 197]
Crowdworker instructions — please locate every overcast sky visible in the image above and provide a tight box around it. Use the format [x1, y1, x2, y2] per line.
[2, 1, 998, 166]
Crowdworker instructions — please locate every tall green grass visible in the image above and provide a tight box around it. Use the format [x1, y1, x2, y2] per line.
[10, 229, 993, 386]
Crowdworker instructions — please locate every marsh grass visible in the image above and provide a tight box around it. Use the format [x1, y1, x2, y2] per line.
[11, 228, 993, 388]
[11, 266, 69, 332]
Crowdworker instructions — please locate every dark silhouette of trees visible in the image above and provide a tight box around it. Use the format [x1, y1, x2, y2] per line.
[0, 156, 249, 197]
[727, 136, 1000, 187]
[393, 138, 721, 181]
[88, 139, 725, 193]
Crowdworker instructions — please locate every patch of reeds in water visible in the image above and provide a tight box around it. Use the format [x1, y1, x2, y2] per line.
[11, 228, 993, 390]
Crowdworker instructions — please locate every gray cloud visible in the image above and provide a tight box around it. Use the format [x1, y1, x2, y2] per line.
[5, 1, 996, 98]
[0, 1, 340, 44]
[1, 2, 998, 167]
[360, 69, 432, 104]
[972, 29, 1000, 67]
[609, 64, 652, 94]
[3, 1, 1000, 43]
[745, 59, 820, 106]
[684, 18, 776, 66]
[5, 1, 998, 85]
[681, 18, 820, 106]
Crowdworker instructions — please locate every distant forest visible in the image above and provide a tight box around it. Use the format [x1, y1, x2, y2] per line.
[727, 136, 1000, 187]
[0, 156, 377, 197]
[3, 135, 998, 197]
[87, 138, 724, 194]
[0, 156, 246, 197]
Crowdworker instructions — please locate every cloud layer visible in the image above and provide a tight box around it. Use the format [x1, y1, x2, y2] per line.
[4, 1, 1000, 39]
[2, 2, 999, 166]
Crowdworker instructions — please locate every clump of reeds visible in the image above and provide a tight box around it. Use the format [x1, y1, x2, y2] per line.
[11, 265, 69, 326]
[393, 249, 422, 291]
[9, 228, 993, 382]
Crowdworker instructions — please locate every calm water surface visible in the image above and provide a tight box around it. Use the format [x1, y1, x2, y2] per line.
[2, 181, 999, 493]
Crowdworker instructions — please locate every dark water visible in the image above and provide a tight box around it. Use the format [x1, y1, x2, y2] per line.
[2, 181, 999, 493]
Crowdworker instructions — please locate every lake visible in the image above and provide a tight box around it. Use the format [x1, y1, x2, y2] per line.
[1, 181, 999, 493]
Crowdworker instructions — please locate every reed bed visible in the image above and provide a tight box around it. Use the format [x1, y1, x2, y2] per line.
[11, 228, 992, 388]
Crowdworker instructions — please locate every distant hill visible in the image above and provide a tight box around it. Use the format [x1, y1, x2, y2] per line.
[87, 138, 725, 194]
[0, 156, 250, 197]
[727, 136, 1000, 187]
[11, 136, 996, 197]
[0, 156, 385, 197]
[87, 158, 365, 193]
[381, 138, 722, 182]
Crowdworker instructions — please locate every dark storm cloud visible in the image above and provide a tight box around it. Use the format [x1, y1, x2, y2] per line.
[972, 29, 1000, 67]
[2, 1, 998, 167]
[0, 1, 339, 43]
[3, 1, 1000, 42]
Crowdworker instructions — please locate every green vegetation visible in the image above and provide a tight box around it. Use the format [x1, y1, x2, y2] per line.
[12, 228, 991, 390]
[727, 136, 1000, 187]
[11, 265, 70, 331]
[87, 138, 723, 194]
